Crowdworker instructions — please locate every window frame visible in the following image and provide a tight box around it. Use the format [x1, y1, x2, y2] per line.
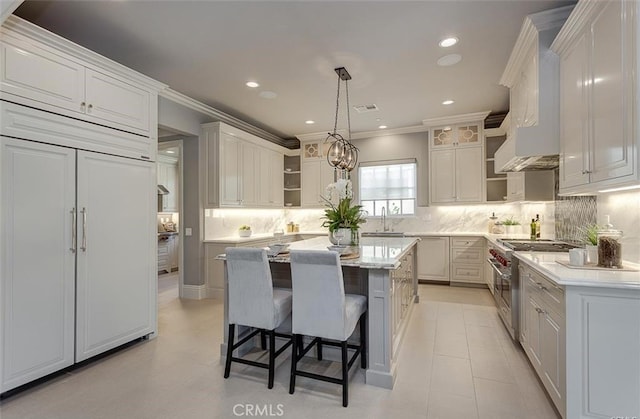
[357, 159, 417, 217]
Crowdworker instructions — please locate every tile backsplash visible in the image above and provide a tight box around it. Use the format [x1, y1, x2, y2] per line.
[555, 195, 597, 243]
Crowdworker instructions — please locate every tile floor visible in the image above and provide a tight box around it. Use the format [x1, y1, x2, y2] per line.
[0, 284, 560, 419]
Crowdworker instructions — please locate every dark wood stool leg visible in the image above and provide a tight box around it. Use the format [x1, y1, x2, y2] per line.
[360, 312, 367, 368]
[260, 330, 267, 350]
[224, 323, 235, 378]
[341, 340, 349, 407]
[317, 338, 323, 360]
[297, 335, 303, 357]
[268, 330, 276, 389]
[289, 334, 298, 394]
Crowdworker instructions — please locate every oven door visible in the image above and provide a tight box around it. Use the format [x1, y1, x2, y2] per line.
[500, 275, 512, 310]
[487, 257, 508, 297]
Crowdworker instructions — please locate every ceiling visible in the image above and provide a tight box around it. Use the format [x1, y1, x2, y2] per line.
[14, 0, 575, 141]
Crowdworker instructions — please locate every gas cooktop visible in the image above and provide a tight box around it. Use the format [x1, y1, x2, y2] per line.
[499, 239, 581, 252]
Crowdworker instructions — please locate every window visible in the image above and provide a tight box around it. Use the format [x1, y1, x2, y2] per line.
[358, 161, 416, 216]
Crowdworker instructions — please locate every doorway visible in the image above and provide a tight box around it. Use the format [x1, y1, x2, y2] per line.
[158, 139, 183, 304]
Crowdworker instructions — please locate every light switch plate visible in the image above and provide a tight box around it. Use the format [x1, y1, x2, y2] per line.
[185, 227, 192, 236]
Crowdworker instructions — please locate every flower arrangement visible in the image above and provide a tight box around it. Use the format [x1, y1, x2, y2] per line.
[321, 179, 366, 233]
[581, 224, 599, 246]
[502, 217, 520, 226]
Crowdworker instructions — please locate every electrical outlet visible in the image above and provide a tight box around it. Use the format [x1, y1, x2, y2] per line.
[185, 227, 192, 236]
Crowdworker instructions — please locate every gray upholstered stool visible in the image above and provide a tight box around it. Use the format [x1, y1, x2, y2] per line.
[288, 250, 367, 407]
[224, 247, 293, 389]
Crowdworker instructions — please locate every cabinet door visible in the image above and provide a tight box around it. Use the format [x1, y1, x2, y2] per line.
[506, 172, 524, 202]
[455, 147, 483, 203]
[524, 293, 543, 369]
[269, 150, 284, 206]
[257, 147, 271, 206]
[456, 124, 481, 147]
[1, 138, 76, 392]
[589, 0, 634, 184]
[301, 160, 322, 207]
[430, 149, 456, 204]
[240, 142, 257, 206]
[431, 127, 455, 148]
[165, 161, 179, 212]
[76, 151, 156, 362]
[559, 31, 590, 189]
[416, 237, 450, 282]
[540, 309, 565, 406]
[0, 37, 85, 115]
[219, 134, 241, 206]
[170, 235, 179, 270]
[84, 68, 150, 134]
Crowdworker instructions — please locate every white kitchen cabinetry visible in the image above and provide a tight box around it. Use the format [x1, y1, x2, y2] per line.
[519, 263, 566, 417]
[416, 237, 450, 283]
[506, 171, 555, 202]
[158, 237, 170, 273]
[430, 146, 484, 204]
[169, 235, 179, 271]
[1, 138, 156, 390]
[300, 141, 334, 208]
[450, 237, 484, 285]
[157, 155, 179, 212]
[0, 30, 153, 138]
[201, 122, 287, 208]
[553, 0, 638, 194]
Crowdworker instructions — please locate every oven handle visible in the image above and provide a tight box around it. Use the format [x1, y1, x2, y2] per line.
[487, 258, 510, 280]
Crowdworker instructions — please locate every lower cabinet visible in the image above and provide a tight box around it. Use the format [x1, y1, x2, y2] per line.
[417, 237, 450, 283]
[158, 234, 179, 273]
[519, 263, 566, 417]
[450, 236, 485, 285]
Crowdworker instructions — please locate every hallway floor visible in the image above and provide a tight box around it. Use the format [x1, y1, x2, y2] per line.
[0, 284, 559, 418]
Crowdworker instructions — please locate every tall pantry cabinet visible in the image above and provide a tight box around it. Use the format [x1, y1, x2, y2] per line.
[0, 16, 164, 392]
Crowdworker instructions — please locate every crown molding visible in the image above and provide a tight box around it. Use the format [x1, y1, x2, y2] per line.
[295, 129, 348, 142]
[1, 15, 167, 91]
[551, 2, 605, 54]
[422, 111, 491, 127]
[500, 5, 573, 87]
[351, 125, 429, 140]
[160, 88, 294, 148]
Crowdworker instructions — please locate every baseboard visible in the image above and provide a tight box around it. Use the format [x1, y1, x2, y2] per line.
[181, 284, 207, 299]
[206, 287, 224, 300]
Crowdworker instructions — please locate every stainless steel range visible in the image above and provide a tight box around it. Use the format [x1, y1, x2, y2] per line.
[486, 239, 580, 340]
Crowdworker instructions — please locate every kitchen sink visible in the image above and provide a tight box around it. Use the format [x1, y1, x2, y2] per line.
[361, 231, 406, 237]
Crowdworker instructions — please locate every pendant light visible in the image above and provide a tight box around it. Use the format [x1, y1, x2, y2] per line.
[325, 67, 358, 180]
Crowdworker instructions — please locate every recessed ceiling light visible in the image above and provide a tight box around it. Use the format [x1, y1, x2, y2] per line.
[165, 150, 175, 154]
[439, 37, 459, 48]
[442, 100, 455, 105]
[378, 125, 387, 129]
[305, 120, 315, 125]
[246, 81, 259, 88]
[259, 91, 277, 99]
[437, 54, 462, 67]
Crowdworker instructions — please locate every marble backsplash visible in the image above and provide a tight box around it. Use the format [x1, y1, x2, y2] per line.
[597, 190, 640, 263]
[204, 202, 556, 239]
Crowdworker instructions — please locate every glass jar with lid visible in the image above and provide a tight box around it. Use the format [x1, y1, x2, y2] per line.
[597, 216, 623, 268]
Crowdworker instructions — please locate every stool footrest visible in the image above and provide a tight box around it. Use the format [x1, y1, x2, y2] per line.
[230, 357, 270, 370]
[295, 370, 343, 385]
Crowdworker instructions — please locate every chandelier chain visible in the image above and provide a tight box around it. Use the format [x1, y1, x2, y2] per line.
[333, 74, 341, 135]
[345, 79, 351, 141]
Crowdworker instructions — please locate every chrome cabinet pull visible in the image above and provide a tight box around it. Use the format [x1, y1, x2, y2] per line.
[80, 101, 86, 111]
[81, 207, 87, 251]
[87, 103, 93, 113]
[70, 208, 77, 252]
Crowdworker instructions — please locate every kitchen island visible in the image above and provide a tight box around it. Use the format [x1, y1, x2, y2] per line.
[217, 236, 420, 389]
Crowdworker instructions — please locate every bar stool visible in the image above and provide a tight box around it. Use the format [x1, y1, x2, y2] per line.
[224, 247, 293, 389]
[288, 250, 367, 407]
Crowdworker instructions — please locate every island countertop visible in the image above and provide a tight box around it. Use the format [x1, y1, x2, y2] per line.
[216, 236, 420, 270]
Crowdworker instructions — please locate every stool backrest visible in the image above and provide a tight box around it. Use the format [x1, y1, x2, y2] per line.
[226, 247, 276, 330]
[289, 250, 346, 339]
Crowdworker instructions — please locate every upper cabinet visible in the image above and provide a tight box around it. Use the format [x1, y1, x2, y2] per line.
[157, 155, 179, 213]
[300, 140, 334, 208]
[495, 6, 573, 173]
[425, 115, 487, 205]
[0, 20, 158, 139]
[0, 16, 163, 161]
[552, 0, 638, 194]
[201, 122, 286, 209]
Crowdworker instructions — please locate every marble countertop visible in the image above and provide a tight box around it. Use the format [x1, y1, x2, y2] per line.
[514, 251, 640, 290]
[203, 231, 327, 244]
[216, 236, 420, 270]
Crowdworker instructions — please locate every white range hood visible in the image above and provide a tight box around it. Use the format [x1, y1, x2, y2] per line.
[494, 124, 559, 172]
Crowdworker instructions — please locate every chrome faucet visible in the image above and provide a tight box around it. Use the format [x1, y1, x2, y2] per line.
[381, 206, 389, 232]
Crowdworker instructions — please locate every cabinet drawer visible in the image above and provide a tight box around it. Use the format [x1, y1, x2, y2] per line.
[451, 237, 484, 248]
[451, 264, 483, 282]
[451, 247, 483, 263]
[522, 264, 564, 315]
